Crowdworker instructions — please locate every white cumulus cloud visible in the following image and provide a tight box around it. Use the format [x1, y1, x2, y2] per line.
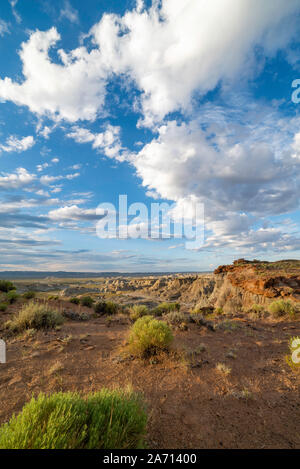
[0, 135, 35, 153]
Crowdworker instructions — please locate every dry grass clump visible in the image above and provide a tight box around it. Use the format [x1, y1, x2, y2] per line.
[5, 301, 64, 333]
[48, 361, 64, 376]
[128, 315, 173, 358]
[129, 304, 149, 322]
[216, 320, 240, 332]
[216, 363, 231, 376]
[163, 311, 187, 327]
[152, 302, 180, 317]
[268, 300, 298, 318]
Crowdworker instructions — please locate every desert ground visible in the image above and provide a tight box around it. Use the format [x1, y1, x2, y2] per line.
[0, 261, 300, 449]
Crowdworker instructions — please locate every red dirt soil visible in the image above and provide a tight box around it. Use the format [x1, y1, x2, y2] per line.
[0, 298, 299, 449]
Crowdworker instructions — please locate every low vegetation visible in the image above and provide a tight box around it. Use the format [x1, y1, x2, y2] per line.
[23, 291, 36, 300]
[6, 291, 19, 304]
[94, 300, 119, 315]
[216, 320, 240, 332]
[0, 303, 8, 312]
[80, 296, 94, 308]
[5, 301, 64, 333]
[216, 363, 232, 376]
[69, 297, 80, 305]
[0, 280, 16, 293]
[0, 389, 147, 449]
[152, 302, 180, 316]
[268, 299, 297, 318]
[128, 315, 173, 358]
[163, 311, 187, 327]
[129, 304, 149, 322]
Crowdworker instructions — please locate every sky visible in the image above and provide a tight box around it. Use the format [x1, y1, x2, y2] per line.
[0, 0, 300, 272]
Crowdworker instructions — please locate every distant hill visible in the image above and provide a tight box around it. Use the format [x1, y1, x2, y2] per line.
[0, 271, 211, 279]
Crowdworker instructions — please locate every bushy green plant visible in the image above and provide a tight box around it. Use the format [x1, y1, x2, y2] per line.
[250, 304, 264, 313]
[23, 291, 36, 300]
[152, 302, 180, 317]
[6, 291, 19, 304]
[0, 280, 16, 293]
[6, 301, 64, 332]
[69, 297, 80, 305]
[268, 299, 297, 318]
[0, 303, 8, 312]
[80, 296, 94, 308]
[0, 389, 147, 449]
[94, 301, 118, 315]
[215, 307, 224, 315]
[128, 315, 173, 357]
[129, 305, 149, 322]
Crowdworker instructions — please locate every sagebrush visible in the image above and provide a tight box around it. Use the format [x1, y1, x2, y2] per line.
[268, 300, 297, 318]
[129, 304, 149, 322]
[6, 301, 64, 332]
[128, 315, 173, 357]
[0, 389, 147, 449]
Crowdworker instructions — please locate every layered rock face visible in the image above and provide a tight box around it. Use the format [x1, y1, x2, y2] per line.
[129, 259, 300, 313]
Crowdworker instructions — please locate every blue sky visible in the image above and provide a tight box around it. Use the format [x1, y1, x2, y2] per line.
[0, 0, 300, 272]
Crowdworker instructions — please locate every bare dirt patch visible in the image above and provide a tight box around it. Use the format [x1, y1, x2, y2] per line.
[0, 297, 299, 449]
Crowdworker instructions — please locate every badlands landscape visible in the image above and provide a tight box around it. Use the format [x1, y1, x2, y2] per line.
[0, 259, 299, 449]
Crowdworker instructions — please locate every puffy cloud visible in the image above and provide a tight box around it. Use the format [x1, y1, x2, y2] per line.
[0, 28, 107, 121]
[0, 168, 36, 190]
[91, 0, 300, 125]
[66, 125, 127, 161]
[0, 135, 35, 153]
[133, 119, 300, 216]
[1, 1, 300, 124]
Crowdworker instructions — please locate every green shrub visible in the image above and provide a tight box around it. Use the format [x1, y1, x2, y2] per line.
[0, 303, 8, 312]
[215, 307, 224, 315]
[69, 297, 80, 305]
[0, 280, 16, 293]
[128, 315, 173, 357]
[129, 305, 149, 322]
[6, 291, 19, 304]
[0, 389, 147, 449]
[152, 302, 180, 317]
[94, 301, 118, 315]
[6, 301, 64, 332]
[47, 295, 59, 301]
[163, 311, 186, 326]
[268, 300, 297, 318]
[80, 296, 94, 308]
[23, 291, 36, 300]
